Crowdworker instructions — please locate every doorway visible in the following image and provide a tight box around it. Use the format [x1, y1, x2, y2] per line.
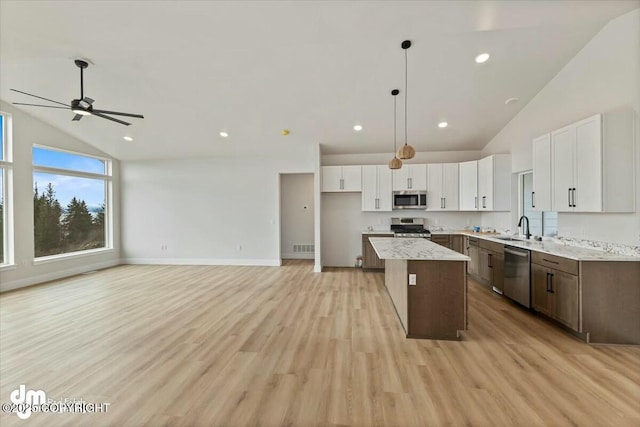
[279, 173, 315, 261]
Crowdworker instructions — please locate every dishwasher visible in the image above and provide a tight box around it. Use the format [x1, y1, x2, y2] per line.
[503, 245, 531, 308]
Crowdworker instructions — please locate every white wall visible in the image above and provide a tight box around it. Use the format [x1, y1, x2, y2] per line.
[321, 150, 483, 267]
[280, 173, 314, 259]
[121, 144, 316, 265]
[0, 101, 121, 292]
[481, 9, 640, 246]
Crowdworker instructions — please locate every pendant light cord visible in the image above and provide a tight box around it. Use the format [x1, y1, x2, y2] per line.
[394, 94, 397, 154]
[404, 47, 408, 146]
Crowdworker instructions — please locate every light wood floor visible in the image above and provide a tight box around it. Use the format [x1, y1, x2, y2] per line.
[1, 261, 639, 426]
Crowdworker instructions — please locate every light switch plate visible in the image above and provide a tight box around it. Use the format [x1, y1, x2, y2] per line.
[408, 274, 417, 285]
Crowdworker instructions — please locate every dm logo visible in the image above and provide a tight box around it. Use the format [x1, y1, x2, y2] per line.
[10, 385, 46, 419]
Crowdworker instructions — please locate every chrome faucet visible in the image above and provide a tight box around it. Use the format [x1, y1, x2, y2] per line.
[518, 215, 531, 240]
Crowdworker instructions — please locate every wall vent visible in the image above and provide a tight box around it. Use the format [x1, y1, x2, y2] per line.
[293, 244, 315, 253]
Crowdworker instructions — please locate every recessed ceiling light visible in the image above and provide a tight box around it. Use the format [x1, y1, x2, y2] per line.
[219, 131, 229, 138]
[475, 53, 490, 64]
[438, 121, 448, 128]
[353, 124, 363, 132]
[505, 97, 520, 105]
[123, 136, 133, 141]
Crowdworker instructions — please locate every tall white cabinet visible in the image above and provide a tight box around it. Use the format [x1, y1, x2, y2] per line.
[392, 164, 427, 191]
[532, 134, 552, 211]
[550, 112, 635, 213]
[458, 160, 478, 211]
[478, 154, 511, 211]
[362, 165, 393, 211]
[427, 163, 459, 211]
[321, 166, 362, 192]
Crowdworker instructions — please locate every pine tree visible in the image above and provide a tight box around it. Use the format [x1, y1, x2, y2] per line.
[33, 183, 63, 256]
[63, 197, 93, 247]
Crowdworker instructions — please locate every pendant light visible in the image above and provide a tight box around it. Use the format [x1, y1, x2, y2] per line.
[389, 89, 402, 170]
[397, 40, 416, 160]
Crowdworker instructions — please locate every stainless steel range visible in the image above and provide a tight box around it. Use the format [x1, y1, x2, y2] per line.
[390, 218, 431, 239]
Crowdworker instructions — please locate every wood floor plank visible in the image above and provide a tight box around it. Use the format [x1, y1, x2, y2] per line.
[1, 261, 639, 426]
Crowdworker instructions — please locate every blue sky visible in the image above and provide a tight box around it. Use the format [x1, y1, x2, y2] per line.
[33, 148, 105, 211]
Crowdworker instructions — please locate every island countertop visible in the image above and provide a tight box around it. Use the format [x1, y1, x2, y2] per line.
[369, 237, 470, 261]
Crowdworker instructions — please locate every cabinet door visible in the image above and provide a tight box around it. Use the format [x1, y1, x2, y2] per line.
[410, 164, 427, 191]
[459, 160, 478, 211]
[362, 236, 385, 269]
[451, 236, 464, 254]
[574, 115, 602, 212]
[553, 270, 579, 330]
[491, 251, 504, 293]
[442, 163, 459, 210]
[361, 166, 378, 211]
[392, 167, 410, 191]
[427, 164, 444, 210]
[377, 166, 393, 211]
[532, 134, 552, 211]
[552, 126, 575, 212]
[478, 156, 493, 210]
[478, 248, 492, 282]
[321, 166, 343, 192]
[468, 246, 479, 276]
[532, 264, 554, 316]
[342, 166, 362, 192]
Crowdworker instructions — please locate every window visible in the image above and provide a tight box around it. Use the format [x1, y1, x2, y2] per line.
[33, 146, 111, 258]
[0, 112, 12, 266]
[520, 172, 557, 237]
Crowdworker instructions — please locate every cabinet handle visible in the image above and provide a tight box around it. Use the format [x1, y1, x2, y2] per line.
[474, 196, 478, 209]
[546, 272, 551, 292]
[549, 273, 555, 294]
[340, 178, 344, 190]
[488, 253, 492, 268]
[482, 196, 486, 209]
[542, 258, 559, 265]
[568, 188, 571, 207]
[443, 198, 446, 209]
[572, 188, 576, 207]
[532, 191, 535, 208]
[375, 198, 379, 209]
[408, 177, 412, 189]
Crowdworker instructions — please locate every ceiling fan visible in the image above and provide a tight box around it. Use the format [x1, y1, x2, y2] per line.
[11, 59, 144, 126]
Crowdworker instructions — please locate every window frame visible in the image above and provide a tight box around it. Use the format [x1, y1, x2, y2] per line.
[32, 144, 113, 262]
[0, 111, 14, 268]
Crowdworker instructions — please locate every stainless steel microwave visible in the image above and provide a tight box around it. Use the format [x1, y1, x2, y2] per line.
[393, 191, 427, 209]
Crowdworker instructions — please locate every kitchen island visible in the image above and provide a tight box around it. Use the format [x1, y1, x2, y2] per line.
[369, 237, 470, 340]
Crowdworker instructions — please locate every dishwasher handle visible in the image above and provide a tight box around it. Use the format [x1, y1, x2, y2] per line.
[504, 247, 529, 257]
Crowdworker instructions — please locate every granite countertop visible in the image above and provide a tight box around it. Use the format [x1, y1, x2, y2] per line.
[361, 230, 395, 235]
[436, 230, 640, 261]
[369, 237, 470, 261]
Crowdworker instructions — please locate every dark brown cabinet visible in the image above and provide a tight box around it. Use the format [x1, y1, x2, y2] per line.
[532, 260, 579, 331]
[475, 240, 504, 292]
[467, 237, 480, 276]
[431, 234, 451, 249]
[451, 235, 464, 254]
[362, 234, 387, 270]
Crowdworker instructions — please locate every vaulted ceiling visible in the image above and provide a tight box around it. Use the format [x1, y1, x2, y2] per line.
[1, 1, 638, 160]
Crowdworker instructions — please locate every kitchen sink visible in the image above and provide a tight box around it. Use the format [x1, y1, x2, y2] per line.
[494, 236, 524, 242]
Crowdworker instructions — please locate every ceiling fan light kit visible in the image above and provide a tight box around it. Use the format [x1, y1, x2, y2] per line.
[397, 40, 416, 160]
[388, 89, 403, 170]
[10, 59, 144, 127]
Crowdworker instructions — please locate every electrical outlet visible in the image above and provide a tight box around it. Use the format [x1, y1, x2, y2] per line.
[408, 274, 417, 286]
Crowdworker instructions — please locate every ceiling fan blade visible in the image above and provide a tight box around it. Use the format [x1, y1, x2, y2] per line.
[91, 111, 131, 126]
[13, 102, 71, 110]
[72, 114, 83, 121]
[10, 89, 70, 107]
[83, 97, 95, 105]
[91, 109, 144, 119]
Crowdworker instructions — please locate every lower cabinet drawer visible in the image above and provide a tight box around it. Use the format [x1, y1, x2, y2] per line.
[532, 252, 579, 275]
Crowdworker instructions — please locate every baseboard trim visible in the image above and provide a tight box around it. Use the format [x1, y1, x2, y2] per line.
[0, 259, 120, 293]
[122, 258, 281, 267]
[281, 253, 315, 260]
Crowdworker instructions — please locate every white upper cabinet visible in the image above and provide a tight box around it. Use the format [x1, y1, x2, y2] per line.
[532, 134, 552, 211]
[321, 165, 362, 192]
[427, 163, 459, 211]
[477, 154, 511, 211]
[551, 112, 635, 213]
[459, 160, 478, 211]
[362, 165, 393, 211]
[392, 164, 427, 191]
